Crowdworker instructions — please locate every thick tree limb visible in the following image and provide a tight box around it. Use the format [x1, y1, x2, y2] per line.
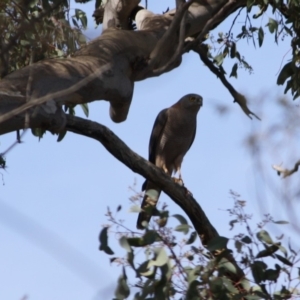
[1, 0, 253, 135]
[102, 0, 140, 31]
[66, 114, 217, 243]
[65, 114, 245, 283]
[273, 160, 300, 178]
[193, 44, 260, 120]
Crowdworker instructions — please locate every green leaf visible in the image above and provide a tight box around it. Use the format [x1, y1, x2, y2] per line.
[230, 42, 236, 58]
[222, 276, 239, 294]
[275, 254, 293, 266]
[253, 6, 267, 19]
[273, 220, 289, 225]
[264, 268, 280, 282]
[241, 235, 252, 244]
[217, 257, 238, 275]
[145, 189, 160, 201]
[99, 227, 108, 248]
[207, 236, 228, 252]
[174, 224, 190, 234]
[143, 230, 160, 245]
[258, 27, 264, 47]
[75, 9, 87, 29]
[102, 245, 114, 255]
[80, 103, 89, 117]
[57, 130, 67, 142]
[235, 51, 241, 61]
[213, 53, 224, 66]
[251, 261, 267, 284]
[20, 40, 31, 46]
[114, 267, 130, 300]
[229, 63, 238, 78]
[99, 227, 114, 255]
[172, 214, 188, 224]
[186, 280, 201, 300]
[95, 0, 102, 9]
[267, 18, 278, 34]
[148, 248, 168, 267]
[277, 62, 294, 85]
[129, 205, 142, 213]
[257, 230, 273, 244]
[119, 236, 132, 253]
[284, 25, 293, 36]
[127, 230, 159, 247]
[247, 0, 255, 12]
[235, 240, 242, 253]
[186, 231, 197, 244]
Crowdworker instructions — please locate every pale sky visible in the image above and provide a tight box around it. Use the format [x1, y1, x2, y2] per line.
[1, 1, 299, 300]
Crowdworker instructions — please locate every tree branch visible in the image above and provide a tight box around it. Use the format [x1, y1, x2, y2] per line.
[193, 44, 260, 120]
[65, 114, 245, 283]
[66, 114, 217, 244]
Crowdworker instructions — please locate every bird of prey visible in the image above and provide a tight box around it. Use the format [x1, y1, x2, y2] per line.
[136, 93, 203, 229]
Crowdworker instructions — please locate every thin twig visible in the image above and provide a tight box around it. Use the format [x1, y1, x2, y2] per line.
[193, 44, 260, 120]
[228, 7, 244, 37]
[272, 160, 300, 178]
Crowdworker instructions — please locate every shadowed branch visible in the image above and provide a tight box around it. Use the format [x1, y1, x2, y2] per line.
[65, 114, 245, 284]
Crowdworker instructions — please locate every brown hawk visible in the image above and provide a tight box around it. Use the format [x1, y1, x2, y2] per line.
[137, 94, 203, 229]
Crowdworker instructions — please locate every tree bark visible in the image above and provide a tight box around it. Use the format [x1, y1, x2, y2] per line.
[0, 0, 247, 134]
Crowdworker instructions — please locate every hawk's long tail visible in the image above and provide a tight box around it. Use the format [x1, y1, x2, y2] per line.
[136, 180, 161, 230]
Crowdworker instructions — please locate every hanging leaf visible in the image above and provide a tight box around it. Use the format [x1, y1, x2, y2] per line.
[186, 231, 197, 245]
[172, 214, 188, 225]
[99, 227, 115, 255]
[251, 261, 267, 284]
[207, 236, 228, 252]
[267, 18, 278, 34]
[148, 248, 169, 267]
[258, 27, 264, 47]
[56, 130, 67, 142]
[275, 254, 293, 266]
[114, 267, 130, 300]
[257, 230, 273, 244]
[277, 62, 294, 85]
[80, 103, 89, 117]
[119, 236, 132, 253]
[174, 224, 190, 234]
[229, 63, 238, 78]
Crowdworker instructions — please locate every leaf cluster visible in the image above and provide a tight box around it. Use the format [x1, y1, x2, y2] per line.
[98, 190, 300, 300]
[0, 0, 87, 77]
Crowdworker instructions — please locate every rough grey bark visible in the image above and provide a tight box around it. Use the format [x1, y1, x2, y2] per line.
[0, 0, 247, 134]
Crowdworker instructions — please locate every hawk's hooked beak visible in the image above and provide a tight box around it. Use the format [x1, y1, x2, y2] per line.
[197, 97, 203, 106]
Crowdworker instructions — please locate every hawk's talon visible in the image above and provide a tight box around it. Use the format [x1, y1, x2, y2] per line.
[172, 177, 184, 186]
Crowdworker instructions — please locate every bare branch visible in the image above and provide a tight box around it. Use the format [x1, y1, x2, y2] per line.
[147, 0, 196, 70]
[193, 44, 260, 120]
[273, 160, 300, 178]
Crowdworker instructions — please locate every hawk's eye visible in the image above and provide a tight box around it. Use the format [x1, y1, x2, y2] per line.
[189, 96, 196, 102]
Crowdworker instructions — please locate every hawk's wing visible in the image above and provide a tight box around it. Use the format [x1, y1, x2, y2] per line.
[187, 121, 197, 152]
[148, 108, 169, 164]
[141, 108, 168, 191]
